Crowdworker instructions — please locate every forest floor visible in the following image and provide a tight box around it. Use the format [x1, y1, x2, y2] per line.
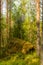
[0, 52, 39, 65]
[0, 38, 39, 65]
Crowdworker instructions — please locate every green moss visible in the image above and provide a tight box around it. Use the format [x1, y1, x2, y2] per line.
[0, 52, 39, 65]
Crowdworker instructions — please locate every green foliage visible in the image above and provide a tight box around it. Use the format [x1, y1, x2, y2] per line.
[0, 52, 39, 65]
[11, 0, 37, 44]
[0, 0, 41, 65]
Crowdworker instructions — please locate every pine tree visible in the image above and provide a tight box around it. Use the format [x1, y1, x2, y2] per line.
[36, 0, 40, 56]
[0, 0, 2, 49]
[6, 0, 9, 43]
[8, 0, 13, 42]
[40, 0, 43, 65]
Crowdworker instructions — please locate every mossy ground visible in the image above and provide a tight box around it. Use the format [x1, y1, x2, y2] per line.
[0, 52, 39, 65]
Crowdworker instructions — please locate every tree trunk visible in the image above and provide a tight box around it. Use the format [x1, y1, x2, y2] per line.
[0, 0, 2, 49]
[6, 0, 9, 43]
[9, 0, 12, 41]
[36, 0, 40, 56]
[40, 0, 43, 65]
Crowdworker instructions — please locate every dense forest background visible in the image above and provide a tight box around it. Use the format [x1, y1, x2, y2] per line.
[0, 0, 43, 65]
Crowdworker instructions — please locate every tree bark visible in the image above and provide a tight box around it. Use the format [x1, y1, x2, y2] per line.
[36, 0, 40, 56]
[6, 0, 9, 43]
[9, 0, 12, 41]
[0, 0, 2, 49]
[40, 0, 43, 65]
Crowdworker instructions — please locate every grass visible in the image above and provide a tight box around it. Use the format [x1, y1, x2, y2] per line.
[0, 38, 39, 65]
[0, 52, 39, 65]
